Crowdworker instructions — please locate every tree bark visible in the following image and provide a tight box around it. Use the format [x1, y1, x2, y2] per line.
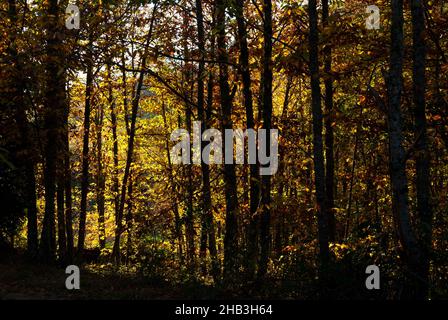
[96, 97, 106, 250]
[216, 0, 239, 281]
[183, 8, 196, 271]
[235, 0, 260, 280]
[195, 0, 219, 280]
[411, 0, 432, 299]
[64, 105, 74, 263]
[125, 171, 133, 263]
[112, 61, 121, 224]
[258, 0, 273, 279]
[322, 0, 336, 242]
[40, 0, 64, 262]
[308, 0, 330, 293]
[78, 41, 94, 254]
[387, 0, 424, 299]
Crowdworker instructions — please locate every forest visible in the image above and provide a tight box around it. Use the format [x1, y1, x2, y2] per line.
[0, 0, 447, 300]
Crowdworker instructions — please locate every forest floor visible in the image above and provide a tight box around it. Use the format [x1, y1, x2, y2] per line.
[0, 253, 302, 300]
[0, 254, 205, 300]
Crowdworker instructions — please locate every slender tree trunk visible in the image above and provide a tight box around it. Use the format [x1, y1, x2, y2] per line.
[96, 100, 106, 250]
[56, 69, 68, 262]
[216, 0, 239, 281]
[322, 0, 336, 242]
[64, 110, 74, 263]
[197, 0, 208, 277]
[411, 0, 432, 299]
[235, 0, 260, 280]
[258, 0, 273, 279]
[125, 171, 133, 263]
[184, 85, 196, 272]
[205, 72, 220, 280]
[308, 0, 330, 294]
[182, 7, 196, 271]
[40, 0, 64, 262]
[78, 41, 94, 254]
[195, 0, 219, 280]
[387, 0, 424, 299]
[112, 61, 121, 224]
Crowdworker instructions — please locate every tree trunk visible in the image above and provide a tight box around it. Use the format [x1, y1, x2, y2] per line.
[40, 0, 64, 262]
[96, 98, 106, 250]
[195, 0, 219, 281]
[258, 0, 273, 279]
[206, 71, 220, 281]
[125, 171, 133, 263]
[411, 0, 432, 299]
[322, 0, 336, 242]
[308, 0, 330, 294]
[216, 0, 239, 281]
[64, 105, 74, 263]
[112, 61, 121, 224]
[182, 6, 196, 272]
[235, 0, 260, 280]
[78, 41, 94, 254]
[387, 0, 424, 299]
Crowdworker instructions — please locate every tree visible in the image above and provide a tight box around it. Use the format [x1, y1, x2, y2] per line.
[216, 0, 239, 280]
[182, 3, 196, 271]
[40, 0, 65, 262]
[410, 0, 432, 299]
[63, 92, 74, 263]
[234, 0, 260, 280]
[308, 0, 330, 293]
[77, 38, 94, 254]
[258, 0, 273, 279]
[195, 0, 219, 280]
[387, 0, 424, 299]
[95, 84, 106, 250]
[322, 0, 336, 242]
